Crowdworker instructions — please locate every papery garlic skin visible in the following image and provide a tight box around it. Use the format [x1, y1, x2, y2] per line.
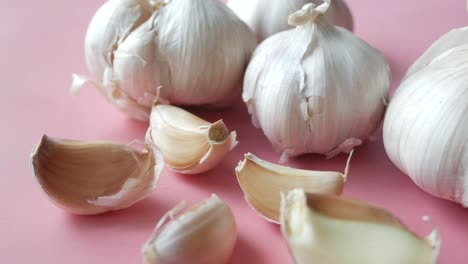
[143, 194, 237, 264]
[243, 2, 390, 158]
[228, 0, 353, 42]
[76, 0, 256, 120]
[280, 189, 440, 264]
[147, 103, 238, 174]
[85, 0, 152, 81]
[30, 135, 163, 215]
[384, 45, 468, 206]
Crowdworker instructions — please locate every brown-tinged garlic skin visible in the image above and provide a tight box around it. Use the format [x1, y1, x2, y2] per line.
[147, 104, 238, 174]
[143, 194, 237, 264]
[235, 152, 348, 223]
[280, 189, 440, 264]
[30, 135, 163, 215]
[228, 0, 353, 42]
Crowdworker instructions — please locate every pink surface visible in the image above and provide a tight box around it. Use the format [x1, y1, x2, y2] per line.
[2, 0, 468, 263]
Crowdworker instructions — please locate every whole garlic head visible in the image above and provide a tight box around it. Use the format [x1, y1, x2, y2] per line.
[243, 1, 390, 158]
[384, 44, 468, 206]
[228, 0, 353, 41]
[75, 0, 257, 120]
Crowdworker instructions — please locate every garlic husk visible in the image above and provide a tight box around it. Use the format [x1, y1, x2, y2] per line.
[235, 151, 352, 223]
[142, 194, 237, 264]
[30, 135, 163, 215]
[243, 2, 390, 158]
[383, 44, 468, 206]
[228, 0, 353, 42]
[280, 189, 440, 264]
[84, 0, 152, 82]
[405, 26, 468, 78]
[146, 103, 238, 174]
[74, 0, 257, 121]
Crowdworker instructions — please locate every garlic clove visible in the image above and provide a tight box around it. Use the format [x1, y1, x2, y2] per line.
[280, 189, 440, 264]
[142, 194, 237, 264]
[84, 0, 153, 81]
[30, 135, 163, 215]
[235, 151, 352, 223]
[405, 27, 468, 78]
[147, 104, 238, 174]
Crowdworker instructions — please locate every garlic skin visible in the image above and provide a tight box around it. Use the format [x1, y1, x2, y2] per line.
[280, 189, 440, 264]
[147, 103, 238, 174]
[243, 2, 390, 158]
[30, 135, 163, 215]
[235, 151, 352, 223]
[74, 0, 257, 120]
[383, 44, 468, 206]
[228, 0, 353, 41]
[143, 194, 236, 264]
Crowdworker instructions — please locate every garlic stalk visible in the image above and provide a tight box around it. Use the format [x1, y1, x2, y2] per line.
[30, 135, 163, 215]
[143, 194, 236, 264]
[228, 0, 353, 41]
[280, 189, 440, 264]
[243, 1, 390, 159]
[146, 102, 238, 174]
[73, 0, 257, 121]
[383, 44, 468, 206]
[235, 151, 353, 223]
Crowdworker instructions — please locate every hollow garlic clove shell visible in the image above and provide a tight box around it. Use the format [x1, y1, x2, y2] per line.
[30, 135, 163, 215]
[243, 2, 389, 158]
[228, 0, 353, 42]
[235, 151, 352, 223]
[384, 44, 468, 206]
[405, 27, 468, 78]
[142, 194, 237, 264]
[147, 104, 238, 174]
[280, 189, 440, 264]
[85, 0, 152, 81]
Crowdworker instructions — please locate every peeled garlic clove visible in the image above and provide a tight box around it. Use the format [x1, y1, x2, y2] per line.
[405, 26, 468, 78]
[384, 44, 468, 206]
[142, 194, 237, 264]
[235, 151, 352, 223]
[30, 135, 163, 215]
[228, 0, 353, 42]
[280, 189, 440, 264]
[243, 2, 390, 158]
[85, 0, 152, 81]
[147, 104, 238, 174]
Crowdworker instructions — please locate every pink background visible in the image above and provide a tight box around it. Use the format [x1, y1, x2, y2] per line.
[1, 0, 468, 263]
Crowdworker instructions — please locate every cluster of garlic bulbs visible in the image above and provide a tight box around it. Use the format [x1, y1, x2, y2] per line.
[243, 1, 390, 158]
[74, 0, 257, 120]
[228, 0, 354, 41]
[384, 30, 468, 206]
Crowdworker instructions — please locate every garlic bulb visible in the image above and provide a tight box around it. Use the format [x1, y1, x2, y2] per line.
[146, 102, 238, 174]
[74, 0, 257, 121]
[143, 194, 236, 264]
[280, 189, 440, 264]
[383, 44, 468, 206]
[243, 2, 390, 158]
[235, 151, 352, 223]
[30, 135, 163, 215]
[228, 0, 353, 41]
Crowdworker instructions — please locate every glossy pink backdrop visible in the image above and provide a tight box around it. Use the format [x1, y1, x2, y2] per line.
[1, 0, 468, 263]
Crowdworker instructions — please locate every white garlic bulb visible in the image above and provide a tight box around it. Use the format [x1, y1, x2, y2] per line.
[74, 0, 257, 121]
[384, 44, 468, 206]
[243, 1, 390, 158]
[228, 0, 353, 41]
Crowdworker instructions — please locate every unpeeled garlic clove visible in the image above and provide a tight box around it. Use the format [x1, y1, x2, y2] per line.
[146, 103, 238, 174]
[142, 194, 237, 264]
[280, 189, 440, 264]
[30, 135, 163, 215]
[235, 151, 352, 223]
